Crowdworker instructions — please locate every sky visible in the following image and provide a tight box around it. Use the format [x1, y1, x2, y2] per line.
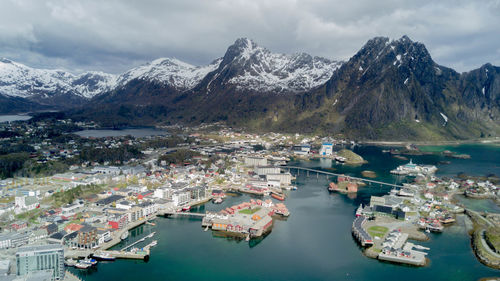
[0, 0, 499, 74]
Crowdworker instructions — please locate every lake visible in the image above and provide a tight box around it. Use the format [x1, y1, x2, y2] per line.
[0, 115, 32, 123]
[69, 144, 500, 281]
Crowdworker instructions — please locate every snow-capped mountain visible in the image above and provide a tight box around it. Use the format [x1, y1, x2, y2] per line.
[0, 38, 341, 108]
[116, 58, 222, 90]
[201, 38, 342, 93]
[0, 58, 116, 100]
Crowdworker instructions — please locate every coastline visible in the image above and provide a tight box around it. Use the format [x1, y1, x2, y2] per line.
[359, 138, 500, 147]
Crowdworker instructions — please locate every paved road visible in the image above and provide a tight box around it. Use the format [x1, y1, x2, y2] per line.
[480, 229, 500, 259]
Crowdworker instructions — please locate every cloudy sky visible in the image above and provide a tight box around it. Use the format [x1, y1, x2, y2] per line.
[1, 0, 499, 74]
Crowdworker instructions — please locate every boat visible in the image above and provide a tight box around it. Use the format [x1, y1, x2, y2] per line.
[120, 231, 129, 240]
[92, 252, 116, 261]
[75, 262, 91, 269]
[441, 216, 456, 224]
[290, 185, 298, 190]
[213, 197, 223, 204]
[271, 193, 285, 201]
[335, 156, 346, 163]
[65, 259, 77, 267]
[150, 240, 158, 247]
[182, 205, 191, 211]
[79, 258, 98, 266]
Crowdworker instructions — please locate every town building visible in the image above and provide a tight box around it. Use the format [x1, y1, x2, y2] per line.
[16, 244, 65, 281]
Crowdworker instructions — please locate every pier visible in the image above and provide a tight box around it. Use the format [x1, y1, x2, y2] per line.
[65, 249, 149, 260]
[282, 166, 405, 188]
[121, 232, 156, 251]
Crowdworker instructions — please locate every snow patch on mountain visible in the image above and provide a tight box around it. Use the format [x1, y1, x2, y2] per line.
[117, 58, 222, 90]
[224, 39, 342, 92]
[0, 58, 117, 99]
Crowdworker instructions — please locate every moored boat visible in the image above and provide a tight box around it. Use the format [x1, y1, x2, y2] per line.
[79, 258, 98, 266]
[75, 262, 91, 269]
[182, 205, 191, 211]
[271, 193, 285, 201]
[120, 231, 129, 240]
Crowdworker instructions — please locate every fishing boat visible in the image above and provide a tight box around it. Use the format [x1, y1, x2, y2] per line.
[120, 231, 129, 240]
[271, 193, 285, 201]
[92, 252, 116, 261]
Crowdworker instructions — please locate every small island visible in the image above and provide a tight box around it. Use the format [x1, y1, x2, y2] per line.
[337, 149, 368, 165]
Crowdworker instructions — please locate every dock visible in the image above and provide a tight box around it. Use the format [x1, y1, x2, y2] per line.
[64, 249, 149, 260]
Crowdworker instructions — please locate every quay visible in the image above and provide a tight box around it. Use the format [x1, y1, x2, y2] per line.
[352, 216, 373, 247]
[65, 249, 149, 260]
[283, 166, 405, 188]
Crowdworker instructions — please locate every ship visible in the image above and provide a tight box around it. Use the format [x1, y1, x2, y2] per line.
[92, 252, 116, 261]
[271, 193, 285, 201]
[182, 205, 191, 211]
[390, 159, 437, 176]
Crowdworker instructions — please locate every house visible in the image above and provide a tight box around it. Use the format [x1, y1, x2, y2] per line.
[108, 214, 128, 229]
[11, 221, 28, 231]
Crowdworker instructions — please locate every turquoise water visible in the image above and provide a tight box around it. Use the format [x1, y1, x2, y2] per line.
[69, 144, 500, 281]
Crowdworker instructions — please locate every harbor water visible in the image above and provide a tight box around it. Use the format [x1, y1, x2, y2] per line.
[70, 144, 500, 281]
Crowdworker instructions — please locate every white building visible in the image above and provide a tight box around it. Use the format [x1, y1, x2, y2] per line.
[244, 156, 267, 167]
[319, 143, 333, 156]
[172, 191, 190, 206]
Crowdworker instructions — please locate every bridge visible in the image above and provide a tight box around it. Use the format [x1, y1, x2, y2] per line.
[282, 166, 405, 189]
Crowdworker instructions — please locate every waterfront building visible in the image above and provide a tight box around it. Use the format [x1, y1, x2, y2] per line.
[244, 156, 267, 167]
[266, 173, 292, 185]
[16, 244, 64, 281]
[254, 166, 281, 176]
[319, 143, 333, 156]
[172, 191, 190, 206]
[108, 214, 128, 229]
[77, 224, 98, 248]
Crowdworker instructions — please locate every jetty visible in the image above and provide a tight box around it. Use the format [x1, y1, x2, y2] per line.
[282, 166, 404, 189]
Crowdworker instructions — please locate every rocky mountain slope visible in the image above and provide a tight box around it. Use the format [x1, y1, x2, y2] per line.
[2, 36, 499, 140]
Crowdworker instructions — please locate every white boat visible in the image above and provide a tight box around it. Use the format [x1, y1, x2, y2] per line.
[79, 258, 98, 266]
[75, 262, 91, 269]
[120, 231, 129, 240]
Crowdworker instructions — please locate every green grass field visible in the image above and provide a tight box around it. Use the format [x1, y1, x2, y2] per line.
[367, 226, 389, 238]
[239, 207, 261, 215]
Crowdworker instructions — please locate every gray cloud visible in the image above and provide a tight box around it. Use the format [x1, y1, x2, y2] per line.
[0, 0, 499, 74]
